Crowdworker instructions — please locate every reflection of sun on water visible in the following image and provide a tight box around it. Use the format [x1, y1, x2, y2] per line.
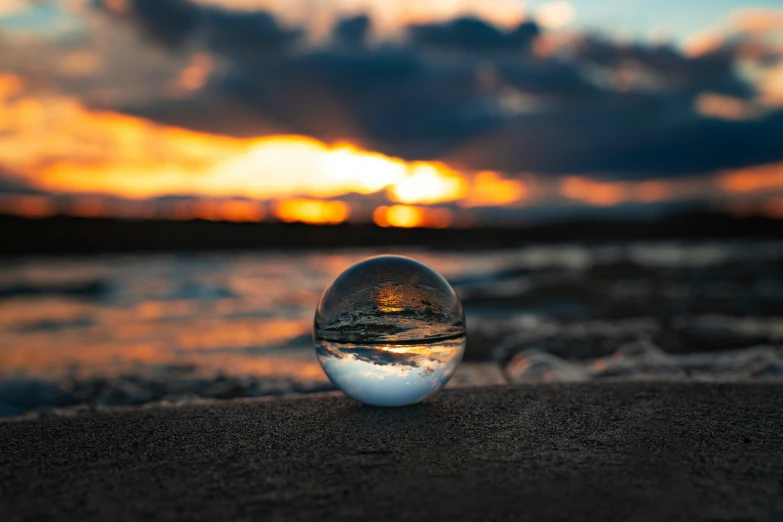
[375, 284, 406, 312]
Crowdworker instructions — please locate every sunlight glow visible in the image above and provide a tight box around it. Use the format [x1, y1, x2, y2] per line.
[2, 71, 778, 225]
[461, 171, 527, 207]
[374, 205, 452, 228]
[275, 199, 350, 225]
[0, 81, 477, 217]
[390, 164, 467, 204]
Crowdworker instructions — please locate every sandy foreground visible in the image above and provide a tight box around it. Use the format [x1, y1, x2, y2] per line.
[1, 383, 782, 521]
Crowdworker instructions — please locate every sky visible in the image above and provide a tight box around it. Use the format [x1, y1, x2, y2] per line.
[0, 0, 782, 226]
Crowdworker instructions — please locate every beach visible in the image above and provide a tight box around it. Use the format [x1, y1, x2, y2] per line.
[2, 382, 782, 521]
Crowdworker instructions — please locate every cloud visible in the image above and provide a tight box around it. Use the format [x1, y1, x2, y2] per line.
[88, 0, 783, 180]
[586, 110, 783, 176]
[446, 97, 783, 178]
[0, 169, 38, 194]
[0, 0, 27, 17]
[535, 1, 575, 30]
[408, 17, 539, 53]
[695, 92, 761, 121]
[96, 0, 300, 55]
[333, 15, 371, 47]
[0, 7, 190, 107]
[333, 346, 422, 369]
[571, 36, 751, 97]
[731, 8, 783, 35]
[758, 63, 783, 107]
[317, 342, 459, 370]
[189, 0, 527, 40]
[5, 0, 783, 187]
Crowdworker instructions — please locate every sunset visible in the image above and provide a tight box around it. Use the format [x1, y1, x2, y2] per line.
[1, 0, 783, 226]
[2, 2, 783, 521]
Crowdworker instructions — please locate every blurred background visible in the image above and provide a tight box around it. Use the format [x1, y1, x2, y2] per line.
[1, 0, 782, 418]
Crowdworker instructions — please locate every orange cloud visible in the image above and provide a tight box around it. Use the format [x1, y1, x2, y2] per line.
[0, 195, 57, 219]
[103, 0, 130, 15]
[0, 0, 28, 17]
[560, 177, 678, 206]
[561, 177, 626, 206]
[171, 53, 214, 94]
[683, 30, 724, 58]
[0, 73, 22, 103]
[4, 69, 780, 226]
[758, 64, 783, 108]
[731, 9, 783, 35]
[0, 77, 468, 205]
[764, 197, 783, 218]
[57, 50, 101, 78]
[636, 181, 671, 203]
[718, 162, 783, 193]
[695, 92, 761, 121]
[461, 171, 527, 207]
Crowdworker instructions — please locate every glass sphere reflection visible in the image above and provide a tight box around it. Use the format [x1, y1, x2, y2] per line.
[315, 255, 466, 407]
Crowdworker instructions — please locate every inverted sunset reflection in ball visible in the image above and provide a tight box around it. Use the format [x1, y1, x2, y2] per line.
[314, 256, 466, 407]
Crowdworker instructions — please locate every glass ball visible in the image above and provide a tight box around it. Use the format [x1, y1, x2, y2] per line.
[314, 255, 466, 407]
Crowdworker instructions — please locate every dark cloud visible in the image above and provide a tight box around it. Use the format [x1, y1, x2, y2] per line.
[494, 58, 601, 101]
[572, 37, 752, 97]
[0, 170, 39, 194]
[98, 1, 783, 180]
[97, 0, 199, 48]
[316, 343, 423, 369]
[445, 96, 783, 178]
[333, 15, 371, 47]
[340, 347, 422, 368]
[586, 110, 783, 176]
[408, 17, 539, 53]
[97, 0, 299, 55]
[206, 9, 300, 58]
[210, 48, 425, 139]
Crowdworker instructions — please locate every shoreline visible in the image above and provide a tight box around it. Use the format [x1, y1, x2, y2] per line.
[3, 382, 782, 521]
[2, 212, 781, 255]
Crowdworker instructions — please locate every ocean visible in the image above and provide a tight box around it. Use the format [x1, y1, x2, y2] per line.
[1, 240, 781, 418]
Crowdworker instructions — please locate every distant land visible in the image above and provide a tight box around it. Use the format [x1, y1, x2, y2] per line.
[0, 211, 781, 255]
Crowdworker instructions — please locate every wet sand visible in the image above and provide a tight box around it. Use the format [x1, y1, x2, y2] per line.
[2, 383, 782, 521]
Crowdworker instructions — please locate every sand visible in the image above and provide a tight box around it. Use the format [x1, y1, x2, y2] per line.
[2, 383, 782, 521]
